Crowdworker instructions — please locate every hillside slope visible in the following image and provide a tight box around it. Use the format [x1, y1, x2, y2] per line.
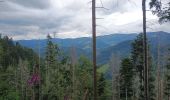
[17, 31, 170, 64]
[98, 31, 170, 64]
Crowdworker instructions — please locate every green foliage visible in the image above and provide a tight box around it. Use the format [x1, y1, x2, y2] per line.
[0, 43, 3, 67]
[0, 35, 38, 100]
[131, 33, 144, 100]
[119, 58, 134, 100]
[0, 66, 20, 100]
[148, 56, 156, 100]
[130, 33, 156, 100]
[97, 64, 109, 74]
[0, 33, 159, 100]
[0, 36, 37, 69]
[43, 34, 61, 99]
[164, 50, 170, 99]
[97, 73, 106, 97]
[42, 34, 74, 100]
[75, 56, 93, 99]
[149, 0, 170, 23]
[131, 33, 143, 78]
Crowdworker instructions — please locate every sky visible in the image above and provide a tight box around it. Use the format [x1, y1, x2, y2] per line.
[0, 0, 170, 40]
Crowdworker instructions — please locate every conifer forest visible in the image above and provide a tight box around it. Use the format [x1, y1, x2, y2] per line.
[0, 0, 170, 100]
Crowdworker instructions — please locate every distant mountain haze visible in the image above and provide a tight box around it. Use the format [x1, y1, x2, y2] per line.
[17, 31, 170, 64]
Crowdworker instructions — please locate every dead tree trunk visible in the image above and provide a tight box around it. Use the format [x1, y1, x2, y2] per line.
[142, 0, 148, 99]
[83, 89, 89, 100]
[92, 0, 97, 99]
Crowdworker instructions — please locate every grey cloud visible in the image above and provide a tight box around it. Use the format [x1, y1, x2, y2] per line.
[97, 0, 141, 15]
[7, 0, 50, 9]
[0, 0, 169, 40]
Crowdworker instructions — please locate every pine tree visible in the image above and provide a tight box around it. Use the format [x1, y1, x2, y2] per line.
[131, 33, 156, 100]
[109, 53, 121, 100]
[131, 34, 144, 100]
[17, 59, 30, 100]
[0, 35, 41, 99]
[76, 56, 93, 100]
[70, 46, 77, 100]
[119, 58, 134, 100]
[97, 73, 106, 99]
[0, 65, 20, 100]
[164, 49, 170, 100]
[0, 43, 3, 68]
[43, 34, 74, 99]
[148, 50, 156, 100]
[44, 34, 60, 99]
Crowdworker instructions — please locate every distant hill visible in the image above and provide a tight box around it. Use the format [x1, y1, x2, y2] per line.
[97, 40, 132, 64]
[17, 33, 137, 50]
[17, 31, 170, 64]
[98, 31, 170, 64]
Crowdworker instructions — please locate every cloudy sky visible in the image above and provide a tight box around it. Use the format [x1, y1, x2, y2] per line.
[0, 0, 169, 40]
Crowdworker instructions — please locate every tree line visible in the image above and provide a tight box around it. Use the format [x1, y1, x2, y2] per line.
[0, 0, 170, 99]
[1, 32, 170, 100]
[0, 34, 107, 100]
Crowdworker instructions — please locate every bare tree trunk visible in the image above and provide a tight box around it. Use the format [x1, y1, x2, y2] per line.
[110, 53, 120, 100]
[32, 87, 35, 100]
[157, 35, 161, 100]
[160, 79, 163, 100]
[112, 75, 114, 100]
[25, 87, 27, 100]
[20, 59, 24, 100]
[92, 0, 97, 99]
[83, 89, 89, 100]
[118, 75, 120, 100]
[15, 69, 18, 92]
[126, 88, 128, 100]
[70, 46, 77, 100]
[142, 0, 148, 99]
[38, 39, 41, 100]
[32, 65, 35, 100]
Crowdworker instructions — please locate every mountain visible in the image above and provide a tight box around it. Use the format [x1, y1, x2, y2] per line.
[18, 33, 137, 49]
[98, 31, 170, 64]
[97, 40, 132, 64]
[17, 31, 170, 64]
[17, 33, 138, 60]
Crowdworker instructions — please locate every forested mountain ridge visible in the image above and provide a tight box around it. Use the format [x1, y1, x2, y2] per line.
[0, 0, 169, 99]
[17, 31, 170, 64]
[0, 34, 109, 99]
[17, 33, 138, 50]
[0, 35, 39, 99]
[0, 35, 38, 68]
[98, 31, 170, 64]
[1, 32, 170, 99]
